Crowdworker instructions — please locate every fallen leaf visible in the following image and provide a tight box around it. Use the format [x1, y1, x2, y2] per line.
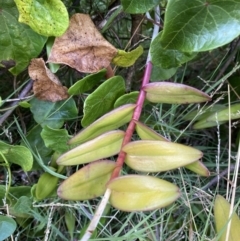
[28, 58, 69, 102]
[48, 13, 118, 73]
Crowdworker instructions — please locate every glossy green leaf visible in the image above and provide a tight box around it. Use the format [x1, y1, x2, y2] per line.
[0, 141, 33, 171]
[15, 0, 69, 37]
[30, 97, 78, 129]
[135, 121, 169, 141]
[0, 0, 47, 75]
[123, 140, 203, 172]
[58, 160, 116, 200]
[0, 215, 17, 241]
[214, 195, 240, 241]
[58, 130, 124, 166]
[160, 0, 240, 52]
[150, 32, 196, 69]
[193, 103, 240, 129]
[112, 46, 143, 67]
[151, 65, 178, 81]
[68, 69, 106, 95]
[69, 104, 135, 145]
[114, 92, 139, 108]
[81, 76, 125, 127]
[41, 126, 70, 153]
[144, 82, 211, 104]
[121, 0, 159, 14]
[35, 172, 59, 200]
[108, 175, 180, 211]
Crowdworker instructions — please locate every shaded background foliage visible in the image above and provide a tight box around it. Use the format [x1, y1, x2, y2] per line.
[0, 0, 240, 240]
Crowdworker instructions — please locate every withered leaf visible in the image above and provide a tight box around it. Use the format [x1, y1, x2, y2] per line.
[48, 13, 118, 73]
[29, 58, 69, 102]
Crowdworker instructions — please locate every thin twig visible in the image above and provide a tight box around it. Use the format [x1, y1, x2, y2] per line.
[201, 164, 236, 191]
[0, 79, 33, 126]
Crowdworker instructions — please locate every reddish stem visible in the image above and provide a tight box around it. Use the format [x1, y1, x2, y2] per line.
[110, 61, 153, 179]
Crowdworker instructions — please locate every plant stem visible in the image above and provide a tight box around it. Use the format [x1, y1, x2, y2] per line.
[80, 6, 160, 241]
[110, 62, 152, 179]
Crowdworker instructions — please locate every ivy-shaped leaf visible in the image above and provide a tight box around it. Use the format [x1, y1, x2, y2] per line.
[41, 126, 70, 153]
[160, 0, 240, 52]
[30, 97, 78, 129]
[151, 32, 196, 68]
[0, 0, 47, 75]
[14, 0, 69, 36]
[121, 0, 159, 14]
[112, 46, 143, 67]
[0, 142, 33, 171]
[68, 69, 106, 95]
[82, 76, 125, 127]
[0, 215, 16, 241]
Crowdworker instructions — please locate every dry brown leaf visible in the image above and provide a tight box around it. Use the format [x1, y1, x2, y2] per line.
[48, 13, 118, 73]
[29, 58, 69, 102]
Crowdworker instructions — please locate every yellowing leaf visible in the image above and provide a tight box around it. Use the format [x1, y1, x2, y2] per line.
[123, 140, 203, 172]
[214, 195, 240, 241]
[112, 46, 143, 67]
[135, 121, 169, 141]
[28, 58, 69, 102]
[15, 0, 69, 36]
[48, 13, 117, 73]
[69, 104, 135, 145]
[184, 161, 210, 177]
[57, 130, 124, 166]
[144, 82, 211, 104]
[58, 160, 116, 200]
[135, 122, 209, 176]
[108, 175, 180, 211]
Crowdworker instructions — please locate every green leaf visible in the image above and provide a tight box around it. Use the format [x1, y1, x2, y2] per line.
[15, 0, 69, 37]
[150, 32, 197, 68]
[41, 126, 70, 153]
[108, 175, 180, 211]
[81, 76, 125, 127]
[114, 91, 139, 108]
[46, 37, 60, 73]
[12, 196, 32, 218]
[23, 125, 52, 168]
[0, 141, 33, 171]
[69, 104, 135, 145]
[0, 215, 17, 241]
[144, 82, 211, 104]
[151, 65, 177, 81]
[193, 103, 240, 129]
[160, 0, 240, 52]
[30, 97, 78, 129]
[214, 195, 240, 241]
[68, 69, 106, 95]
[57, 130, 124, 166]
[58, 160, 116, 200]
[0, 0, 47, 75]
[123, 140, 203, 172]
[35, 172, 59, 200]
[112, 46, 143, 67]
[183, 104, 226, 121]
[121, 0, 159, 14]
